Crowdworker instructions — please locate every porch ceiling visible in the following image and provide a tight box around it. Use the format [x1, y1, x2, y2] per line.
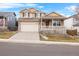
[41, 16, 67, 20]
[42, 16, 67, 20]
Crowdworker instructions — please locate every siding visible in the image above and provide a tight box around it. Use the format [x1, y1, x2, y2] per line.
[64, 18, 74, 29]
[0, 12, 16, 29]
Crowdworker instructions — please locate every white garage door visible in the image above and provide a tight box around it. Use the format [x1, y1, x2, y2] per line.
[20, 22, 39, 32]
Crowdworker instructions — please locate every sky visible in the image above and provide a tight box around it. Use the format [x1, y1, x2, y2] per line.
[0, 3, 79, 17]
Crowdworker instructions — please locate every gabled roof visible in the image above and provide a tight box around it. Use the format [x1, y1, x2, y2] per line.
[20, 8, 46, 14]
[46, 12, 65, 17]
[68, 13, 79, 19]
[19, 8, 67, 19]
[42, 12, 67, 19]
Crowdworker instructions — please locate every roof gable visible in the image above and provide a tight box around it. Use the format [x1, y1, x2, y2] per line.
[46, 12, 64, 17]
[20, 8, 45, 14]
[27, 8, 37, 13]
[68, 13, 79, 19]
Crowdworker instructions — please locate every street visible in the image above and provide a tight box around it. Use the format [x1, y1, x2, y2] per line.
[0, 42, 79, 56]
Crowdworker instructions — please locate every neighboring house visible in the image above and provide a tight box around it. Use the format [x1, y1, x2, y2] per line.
[0, 12, 16, 31]
[18, 8, 67, 34]
[65, 13, 79, 32]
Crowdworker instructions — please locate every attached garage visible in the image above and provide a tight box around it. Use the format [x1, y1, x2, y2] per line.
[18, 18, 39, 32]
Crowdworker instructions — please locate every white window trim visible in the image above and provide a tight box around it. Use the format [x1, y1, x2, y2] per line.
[53, 20, 61, 26]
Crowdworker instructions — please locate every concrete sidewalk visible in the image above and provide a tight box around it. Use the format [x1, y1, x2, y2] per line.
[0, 39, 79, 46]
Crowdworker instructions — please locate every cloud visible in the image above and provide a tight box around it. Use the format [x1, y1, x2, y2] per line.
[0, 3, 24, 8]
[60, 13, 71, 17]
[25, 3, 44, 9]
[38, 6, 44, 8]
[25, 3, 38, 7]
[65, 5, 77, 12]
[0, 3, 44, 9]
[55, 10, 72, 17]
[0, 3, 38, 8]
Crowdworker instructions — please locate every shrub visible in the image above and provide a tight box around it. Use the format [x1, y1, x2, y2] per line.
[8, 26, 18, 31]
[66, 29, 77, 36]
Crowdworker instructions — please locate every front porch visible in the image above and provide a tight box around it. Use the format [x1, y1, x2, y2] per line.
[40, 18, 66, 34]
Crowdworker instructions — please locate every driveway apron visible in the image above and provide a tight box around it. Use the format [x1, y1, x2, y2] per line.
[9, 32, 40, 41]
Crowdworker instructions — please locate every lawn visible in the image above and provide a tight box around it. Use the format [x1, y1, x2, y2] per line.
[0, 31, 17, 39]
[40, 34, 79, 42]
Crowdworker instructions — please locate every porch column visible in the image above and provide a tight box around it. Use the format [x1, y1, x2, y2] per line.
[40, 18, 42, 29]
[52, 19, 53, 27]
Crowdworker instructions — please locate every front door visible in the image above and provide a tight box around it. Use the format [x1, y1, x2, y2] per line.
[42, 19, 52, 27]
[46, 20, 50, 26]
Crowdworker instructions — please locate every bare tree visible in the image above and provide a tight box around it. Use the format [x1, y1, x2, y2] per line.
[75, 6, 79, 14]
[73, 6, 79, 20]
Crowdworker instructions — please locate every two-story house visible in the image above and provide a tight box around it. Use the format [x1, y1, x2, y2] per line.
[18, 8, 67, 34]
[0, 12, 16, 31]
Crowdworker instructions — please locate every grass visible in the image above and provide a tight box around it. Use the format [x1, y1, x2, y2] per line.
[0, 31, 17, 39]
[41, 34, 79, 42]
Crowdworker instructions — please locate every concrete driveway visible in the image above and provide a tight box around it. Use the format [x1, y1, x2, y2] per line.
[9, 32, 40, 41]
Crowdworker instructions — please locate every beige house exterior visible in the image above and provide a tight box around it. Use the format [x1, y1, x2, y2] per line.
[18, 8, 67, 33]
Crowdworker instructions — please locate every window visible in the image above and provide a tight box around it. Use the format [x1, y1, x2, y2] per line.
[37, 13, 40, 18]
[22, 13, 25, 17]
[25, 13, 28, 18]
[35, 13, 37, 18]
[53, 20, 61, 26]
[0, 19, 3, 26]
[5, 17, 7, 26]
[28, 13, 30, 18]
[0, 16, 4, 26]
[40, 13, 41, 17]
[29, 13, 35, 18]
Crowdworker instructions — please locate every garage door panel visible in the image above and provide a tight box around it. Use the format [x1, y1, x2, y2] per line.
[20, 22, 39, 32]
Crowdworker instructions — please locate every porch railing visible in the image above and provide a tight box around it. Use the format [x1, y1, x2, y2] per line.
[40, 26, 65, 30]
[40, 26, 66, 34]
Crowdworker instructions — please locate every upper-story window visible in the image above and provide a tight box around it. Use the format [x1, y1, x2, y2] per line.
[40, 13, 41, 17]
[28, 13, 30, 18]
[29, 13, 35, 18]
[37, 13, 40, 18]
[25, 13, 28, 18]
[35, 13, 37, 18]
[22, 13, 25, 17]
[21, 12, 44, 18]
[40, 13, 45, 17]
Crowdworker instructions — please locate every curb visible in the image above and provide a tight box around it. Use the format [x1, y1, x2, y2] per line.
[0, 39, 79, 46]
